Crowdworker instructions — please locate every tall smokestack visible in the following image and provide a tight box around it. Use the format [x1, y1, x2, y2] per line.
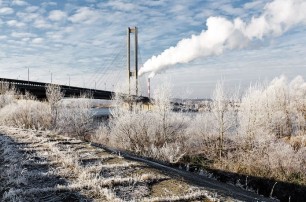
[147, 77, 151, 98]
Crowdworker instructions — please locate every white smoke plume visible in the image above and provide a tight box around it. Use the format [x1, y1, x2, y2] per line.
[139, 0, 306, 78]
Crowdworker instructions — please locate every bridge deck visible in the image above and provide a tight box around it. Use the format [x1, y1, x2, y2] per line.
[0, 78, 149, 102]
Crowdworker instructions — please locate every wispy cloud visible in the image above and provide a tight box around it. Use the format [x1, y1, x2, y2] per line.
[12, 0, 29, 7]
[0, 7, 14, 15]
[33, 18, 53, 29]
[48, 10, 67, 21]
[11, 32, 36, 38]
[7, 20, 25, 28]
[32, 37, 44, 44]
[68, 7, 100, 24]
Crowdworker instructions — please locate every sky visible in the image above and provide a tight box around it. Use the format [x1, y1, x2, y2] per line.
[0, 0, 306, 98]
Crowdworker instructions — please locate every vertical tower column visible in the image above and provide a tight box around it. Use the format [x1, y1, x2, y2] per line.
[127, 27, 138, 96]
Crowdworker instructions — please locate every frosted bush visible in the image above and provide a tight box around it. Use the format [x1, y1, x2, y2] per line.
[0, 91, 16, 109]
[149, 142, 186, 163]
[45, 84, 95, 138]
[109, 107, 189, 162]
[186, 113, 219, 160]
[0, 100, 51, 129]
[91, 123, 111, 144]
[0, 82, 17, 109]
[102, 85, 189, 163]
[46, 84, 64, 127]
[55, 99, 94, 138]
[239, 75, 306, 139]
[227, 139, 306, 184]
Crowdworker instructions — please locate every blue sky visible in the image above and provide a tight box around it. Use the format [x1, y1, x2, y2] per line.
[0, 0, 306, 98]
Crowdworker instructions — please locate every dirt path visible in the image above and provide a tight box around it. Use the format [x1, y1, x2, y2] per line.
[0, 126, 277, 201]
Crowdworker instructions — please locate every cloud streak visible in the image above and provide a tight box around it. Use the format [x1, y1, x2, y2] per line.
[139, 0, 306, 78]
[48, 10, 67, 21]
[0, 7, 14, 15]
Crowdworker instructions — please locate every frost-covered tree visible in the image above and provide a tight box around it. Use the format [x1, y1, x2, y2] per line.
[46, 84, 64, 127]
[239, 75, 306, 140]
[211, 81, 238, 163]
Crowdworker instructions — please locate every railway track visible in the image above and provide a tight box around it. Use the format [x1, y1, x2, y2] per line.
[91, 143, 278, 202]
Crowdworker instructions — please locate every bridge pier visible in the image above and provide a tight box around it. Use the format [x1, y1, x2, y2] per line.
[127, 27, 138, 96]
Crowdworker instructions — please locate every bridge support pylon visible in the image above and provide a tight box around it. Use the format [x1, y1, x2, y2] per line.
[127, 27, 138, 96]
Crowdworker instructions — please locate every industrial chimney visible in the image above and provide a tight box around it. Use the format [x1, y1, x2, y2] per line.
[147, 77, 151, 98]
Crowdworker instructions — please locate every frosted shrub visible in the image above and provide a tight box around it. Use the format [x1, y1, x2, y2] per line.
[45, 84, 94, 138]
[226, 138, 306, 184]
[0, 100, 51, 129]
[265, 141, 306, 182]
[149, 142, 186, 163]
[150, 87, 189, 147]
[288, 76, 306, 134]
[46, 84, 64, 127]
[0, 82, 17, 109]
[184, 76, 306, 184]
[229, 75, 306, 183]
[92, 123, 111, 144]
[110, 108, 189, 163]
[55, 98, 94, 138]
[187, 113, 218, 158]
[104, 85, 189, 163]
[111, 108, 153, 152]
[239, 76, 306, 139]
[0, 91, 16, 109]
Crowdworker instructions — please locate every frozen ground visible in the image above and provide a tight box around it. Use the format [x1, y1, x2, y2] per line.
[0, 126, 276, 201]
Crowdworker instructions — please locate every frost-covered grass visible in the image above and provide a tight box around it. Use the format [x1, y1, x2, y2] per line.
[0, 126, 214, 201]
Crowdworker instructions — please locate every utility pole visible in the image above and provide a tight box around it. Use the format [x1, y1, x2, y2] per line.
[27, 67, 29, 83]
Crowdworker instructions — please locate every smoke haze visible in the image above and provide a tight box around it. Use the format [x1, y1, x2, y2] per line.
[139, 0, 306, 78]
